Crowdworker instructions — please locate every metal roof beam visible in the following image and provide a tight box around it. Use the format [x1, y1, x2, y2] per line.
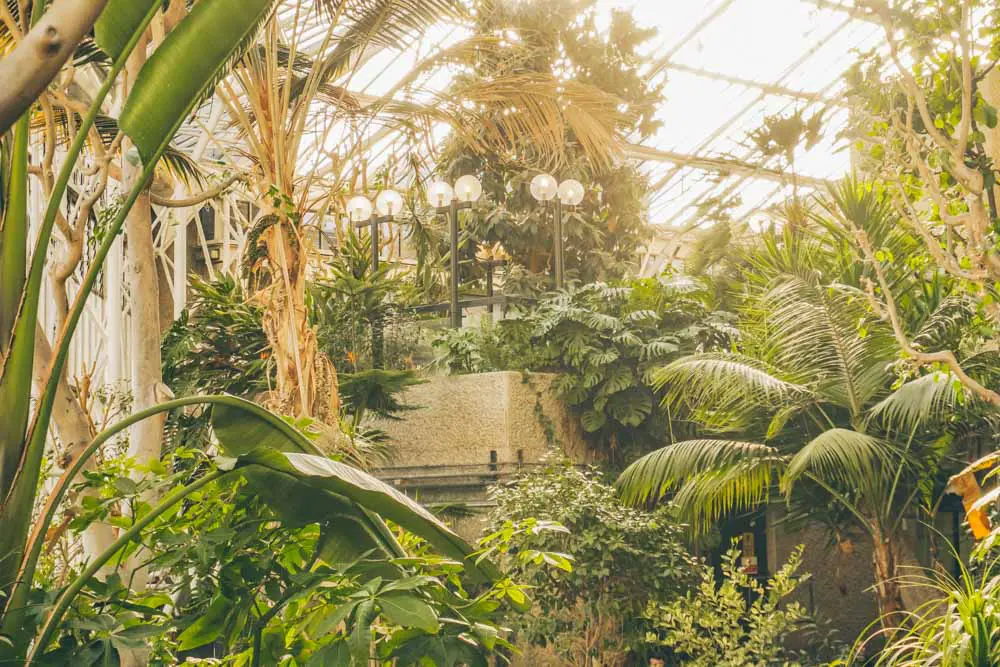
[627, 143, 831, 188]
[803, 0, 877, 22]
[664, 62, 842, 104]
[647, 0, 738, 79]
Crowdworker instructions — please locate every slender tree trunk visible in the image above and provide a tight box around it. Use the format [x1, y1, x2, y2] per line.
[121, 37, 173, 594]
[871, 526, 905, 629]
[116, 35, 169, 667]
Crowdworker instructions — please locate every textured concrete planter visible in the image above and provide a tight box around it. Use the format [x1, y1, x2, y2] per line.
[379, 371, 587, 470]
[374, 371, 588, 537]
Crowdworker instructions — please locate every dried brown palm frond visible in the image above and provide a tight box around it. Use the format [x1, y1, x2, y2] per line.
[376, 74, 627, 172]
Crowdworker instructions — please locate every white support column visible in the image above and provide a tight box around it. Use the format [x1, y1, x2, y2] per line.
[172, 213, 188, 319]
[171, 101, 223, 318]
[105, 234, 123, 384]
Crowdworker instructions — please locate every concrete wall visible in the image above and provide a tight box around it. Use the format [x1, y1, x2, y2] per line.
[767, 505, 879, 646]
[379, 371, 588, 469]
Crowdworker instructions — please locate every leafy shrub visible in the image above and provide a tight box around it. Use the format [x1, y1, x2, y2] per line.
[162, 274, 420, 465]
[435, 279, 733, 462]
[852, 558, 1000, 666]
[311, 229, 420, 372]
[487, 462, 697, 663]
[41, 450, 566, 666]
[643, 546, 812, 666]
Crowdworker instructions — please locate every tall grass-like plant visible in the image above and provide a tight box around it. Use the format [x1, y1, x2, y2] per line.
[848, 554, 1000, 665]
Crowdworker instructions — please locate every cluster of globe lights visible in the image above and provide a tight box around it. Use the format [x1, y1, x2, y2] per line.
[345, 172, 584, 223]
[529, 173, 585, 206]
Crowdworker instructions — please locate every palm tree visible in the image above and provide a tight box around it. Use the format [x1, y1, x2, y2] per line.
[220, 0, 627, 423]
[616, 183, 991, 625]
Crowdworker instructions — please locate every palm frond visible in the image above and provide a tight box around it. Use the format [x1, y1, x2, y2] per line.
[653, 353, 811, 432]
[912, 294, 977, 351]
[159, 145, 207, 188]
[616, 439, 779, 506]
[783, 427, 896, 494]
[673, 457, 780, 534]
[761, 275, 895, 414]
[379, 73, 626, 171]
[315, 0, 468, 83]
[869, 371, 962, 435]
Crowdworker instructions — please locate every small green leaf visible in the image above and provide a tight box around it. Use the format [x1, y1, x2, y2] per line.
[113, 477, 138, 495]
[378, 593, 440, 633]
[176, 594, 231, 651]
[349, 599, 377, 665]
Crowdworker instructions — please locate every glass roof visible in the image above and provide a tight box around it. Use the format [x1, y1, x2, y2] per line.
[625, 0, 883, 232]
[260, 0, 884, 234]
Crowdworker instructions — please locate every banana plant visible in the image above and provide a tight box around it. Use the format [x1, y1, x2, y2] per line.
[0, 0, 491, 659]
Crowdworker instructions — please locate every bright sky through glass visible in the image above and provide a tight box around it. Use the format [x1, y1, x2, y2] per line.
[271, 0, 883, 233]
[600, 0, 883, 232]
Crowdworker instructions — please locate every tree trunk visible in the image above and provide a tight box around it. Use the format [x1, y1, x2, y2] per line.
[258, 215, 339, 422]
[0, 0, 109, 134]
[122, 39, 173, 593]
[871, 527, 905, 629]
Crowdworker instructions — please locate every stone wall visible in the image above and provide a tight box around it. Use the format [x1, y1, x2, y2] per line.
[375, 371, 588, 539]
[379, 371, 588, 469]
[767, 505, 879, 647]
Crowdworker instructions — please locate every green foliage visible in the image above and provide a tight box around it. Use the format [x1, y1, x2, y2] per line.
[162, 273, 420, 466]
[487, 462, 697, 660]
[37, 456, 526, 666]
[22, 395, 516, 665]
[854, 549, 1000, 666]
[162, 274, 270, 399]
[616, 188, 1000, 621]
[643, 545, 813, 667]
[434, 279, 733, 462]
[1, 0, 264, 649]
[433, 0, 662, 288]
[311, 229, 419, 372]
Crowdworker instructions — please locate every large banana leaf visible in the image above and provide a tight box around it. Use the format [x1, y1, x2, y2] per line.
[119, 0, 275, 165]
[212, 398, 498, 582]
[94, 0, 159, 58]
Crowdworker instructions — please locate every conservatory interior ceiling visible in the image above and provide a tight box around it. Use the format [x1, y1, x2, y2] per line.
[215, 1, 882, 239]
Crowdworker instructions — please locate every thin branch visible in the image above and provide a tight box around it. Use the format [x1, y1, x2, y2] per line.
[854, 228, 1000, 407]
[875, 1, 982, 192]
[956, 1, 973, 152]
[150, 172, 245, 208]
[0, 3, 22, 38]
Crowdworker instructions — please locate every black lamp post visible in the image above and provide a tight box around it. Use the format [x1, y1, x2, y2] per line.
[529, 173, 585, 290]
[428, 175, 483, 328]
[347, 189, 404, 368]
[476, 242, 510, 323]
